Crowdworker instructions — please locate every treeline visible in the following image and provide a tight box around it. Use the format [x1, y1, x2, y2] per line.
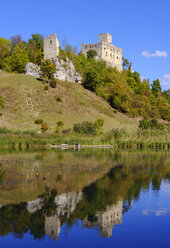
[65, 49, 170, 120]
[0, 34, 169, 120]
[0, 34, 43, 73]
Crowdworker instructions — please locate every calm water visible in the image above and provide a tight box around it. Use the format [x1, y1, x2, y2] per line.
[0, 149, 170, 248]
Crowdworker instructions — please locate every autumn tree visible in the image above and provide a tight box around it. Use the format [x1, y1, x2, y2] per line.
[27, 34, 44, 64]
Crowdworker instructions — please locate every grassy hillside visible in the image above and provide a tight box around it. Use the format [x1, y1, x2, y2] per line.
[0, 71, 138, 133]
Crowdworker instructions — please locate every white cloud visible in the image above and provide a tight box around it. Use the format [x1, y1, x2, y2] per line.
[163, 74, 170, 81]
[142, 50, 168, 58]
[160, 74, 170, 89]
[142, 208, 170, 217]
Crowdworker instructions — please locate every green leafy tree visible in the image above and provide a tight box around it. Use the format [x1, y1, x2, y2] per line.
[87, 49, 97, 59]
[122, 57, 129, 69]
[27, 34, 44, 64]
[151, 79, 162, 97]
[0, 38, 11, 69]
[8, 44, 29, 73]
[40, 59, 56, 84]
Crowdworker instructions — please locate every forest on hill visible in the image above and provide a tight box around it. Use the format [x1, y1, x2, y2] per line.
[0, 33, 169, 121]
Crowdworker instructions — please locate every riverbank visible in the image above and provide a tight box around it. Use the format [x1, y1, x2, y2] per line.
[0, 135, 169, 150]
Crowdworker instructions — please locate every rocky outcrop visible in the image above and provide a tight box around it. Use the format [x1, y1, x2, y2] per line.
[25, 58, 82, 84]
[27, 198, 42, 213]
[27, 191, 82, 216]
[54, 191, 82, 217]
[25, 62, 41, 78]
[53, 58, 82, 83]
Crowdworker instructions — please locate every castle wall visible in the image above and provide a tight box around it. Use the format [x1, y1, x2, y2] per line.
[44, 33, 59, 60]
[83, 200, 123, 238]
[81, 33, 122, 71]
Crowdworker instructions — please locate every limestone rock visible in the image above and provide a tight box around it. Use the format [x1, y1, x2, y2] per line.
[25, 62, 40, 78]
[25, 58, 82, 83]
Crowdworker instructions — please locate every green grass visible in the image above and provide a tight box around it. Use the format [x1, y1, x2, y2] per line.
[0, 71, 138, 133]
[0, 71, 169, 149]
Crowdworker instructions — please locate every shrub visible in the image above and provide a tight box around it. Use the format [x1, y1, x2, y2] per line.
[56, 120, 64, 133]
[40, 59, 56, 83]
[44, 85, 49, 91]
[73, 119, 104, 135]
[41, 123, 48, 132]
[139, 118, 165, 130]
[103, 128, 126, 143]
[139, 118, 150, 130]
[34, 119, 43, 124]
[55, 96, 62, 102]
[62, 129, 71, 134]
[49, 78, 56, 88]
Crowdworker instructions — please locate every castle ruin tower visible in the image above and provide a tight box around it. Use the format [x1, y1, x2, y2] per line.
[99, 33, 112, 43]
[44, 33, 59, 60]
[81, 33, 122, 71]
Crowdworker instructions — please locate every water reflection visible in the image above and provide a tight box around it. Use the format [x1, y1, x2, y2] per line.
[0, 149, 169, 244]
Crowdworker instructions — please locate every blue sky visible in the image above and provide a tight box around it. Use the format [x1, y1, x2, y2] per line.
[0, 0, 170, 90]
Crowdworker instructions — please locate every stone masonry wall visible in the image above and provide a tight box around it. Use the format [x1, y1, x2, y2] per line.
[44, 33, 59, 60]
[82, 33, 122, 71]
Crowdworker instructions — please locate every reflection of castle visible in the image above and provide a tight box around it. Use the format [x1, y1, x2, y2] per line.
[83, 201, 123, 238]
[27, 192, 124, 240]
[45, 216, 60, 241]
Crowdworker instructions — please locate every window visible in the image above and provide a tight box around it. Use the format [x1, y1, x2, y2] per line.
[50, 40, 52, 44]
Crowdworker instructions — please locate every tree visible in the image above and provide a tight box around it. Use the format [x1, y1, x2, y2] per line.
[8, 44, 29, 73]
[27, 34, 44, 64]
[122, 57, 129, 69]
[87, 49, 97, 59]
[10, 35, 22, 51]
[40, 60, 56, 84]
[0, 38, 11, 69]
[151, 79, 162, 97]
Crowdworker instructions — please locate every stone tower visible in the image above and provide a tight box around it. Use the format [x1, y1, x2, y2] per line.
[99, 33, 112, 43]
[82, 33, 122, 71]
[44, 33, 59, 60]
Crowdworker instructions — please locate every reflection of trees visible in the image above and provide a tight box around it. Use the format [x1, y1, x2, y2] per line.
[0, 153, 170, 240]
[0, 188, 57, 240]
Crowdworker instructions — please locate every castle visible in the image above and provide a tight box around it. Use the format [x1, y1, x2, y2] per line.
[43, 33, 122, 71]
[44, 33, 59, 60]
[83, 201, 123, 238]
[81, 33, 122, 71]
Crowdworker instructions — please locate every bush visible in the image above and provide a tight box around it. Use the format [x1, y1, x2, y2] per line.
[49, 78, 56, 88]
[34, 119, 43, 124]
[41, 123, 48, 132]
[73, 119, 104, 135]
[55, 96, 62, 102]
[139, 118, 165, 130]
[56, 120, 64, 133]
[44, 86, 49, 91]
[103, 128, 126, 143]
[139, 118, 150, 130]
